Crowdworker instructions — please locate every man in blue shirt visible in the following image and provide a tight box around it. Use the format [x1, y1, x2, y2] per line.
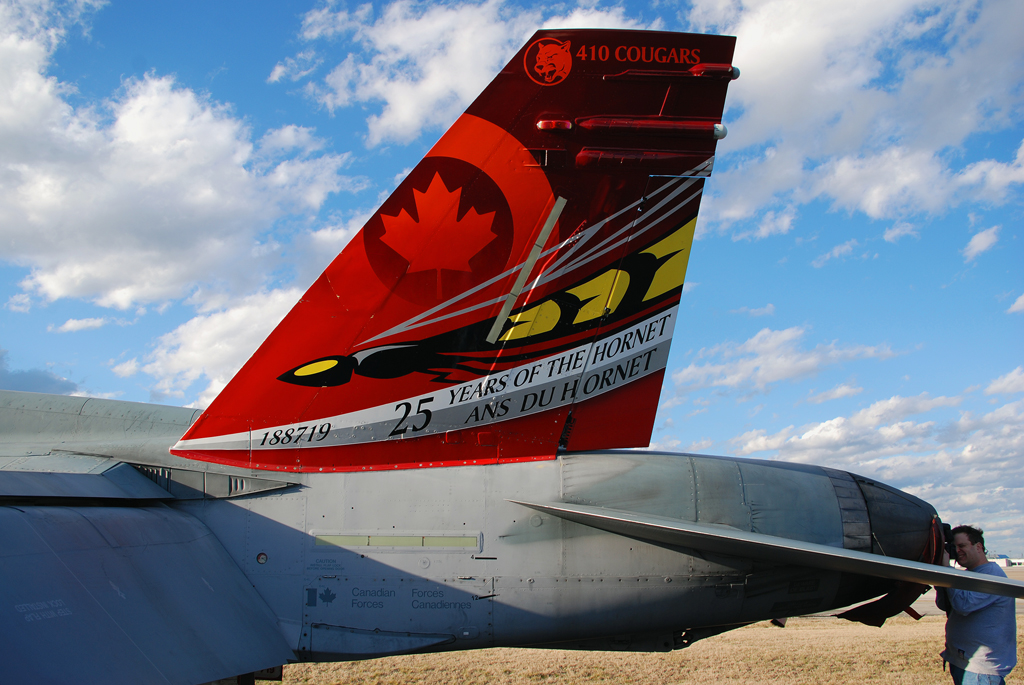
[936, 525, 1017, 684]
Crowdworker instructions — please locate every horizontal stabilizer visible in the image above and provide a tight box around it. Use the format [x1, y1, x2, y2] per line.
[0, 452, 296, 500]
[0, 457, 172, 499]
[510, 500, 1024, 599]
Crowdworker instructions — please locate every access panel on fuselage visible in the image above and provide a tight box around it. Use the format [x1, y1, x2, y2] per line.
[299, 574, 494, 658]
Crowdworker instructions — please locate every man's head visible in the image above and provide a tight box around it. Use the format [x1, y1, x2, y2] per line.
[950, 525, 988, 570]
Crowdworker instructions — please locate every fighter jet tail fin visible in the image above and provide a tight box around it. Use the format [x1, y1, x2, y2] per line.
[511, 500, 1024, 599]
[173, 29, 738, 473]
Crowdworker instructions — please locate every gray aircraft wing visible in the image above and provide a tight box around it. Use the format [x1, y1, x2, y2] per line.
[0, 453, 174, 498]
[0, 391, 296, 684]
[2, 504, 295, 684]
[512, 500, 1024, 599]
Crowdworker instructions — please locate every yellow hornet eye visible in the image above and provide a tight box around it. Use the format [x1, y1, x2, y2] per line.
[279, 356, 354, 387]
[294, 359, 340, 377]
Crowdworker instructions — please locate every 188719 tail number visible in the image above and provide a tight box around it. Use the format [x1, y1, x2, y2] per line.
[260, 422, 332, 446]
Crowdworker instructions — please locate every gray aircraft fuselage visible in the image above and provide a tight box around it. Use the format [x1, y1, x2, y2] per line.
[0, 389, 932, 661]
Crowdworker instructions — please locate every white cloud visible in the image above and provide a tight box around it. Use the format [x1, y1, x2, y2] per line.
[731, 303, 775, 316]
[647, 437, 682, 452]
[0, 7, 362, 312]
[733, 206, 797, 241]
[808, 383, 863, 404]
[813, 148, 952, 219]
[1008, 293, 1024, 314]
[812, 239, 857, 268]
[850, 392, 960, 428]
[299, 2, 369, 40]
[257, 124, 325, 157]
[883, 221, 918, 243]
[305, 0, 530, 145]
[70, 390, 122, 400]
[659, 395, 685, 411]
[687, 0, 1024, 229]
[112, 357, 139, 378]
[267, 49, 321, 83]
[957, 138, 1024, 200]
[48, 317, 106, 333]
[5, 293, 30, 312]
[672, 326, 894, 393]
[308, 209, 373, 257]
[732, 392, 961, 462]
[298, 0, 648, 146]
[733, 426, 794, 455]
[986, 367, 1024, 395]
[140, 288, 301, 406]
[686, 438, 713, 453]
[962, 226, 999, 262]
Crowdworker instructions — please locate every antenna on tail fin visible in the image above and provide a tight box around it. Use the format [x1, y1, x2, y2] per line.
[172, 29, 738, 472]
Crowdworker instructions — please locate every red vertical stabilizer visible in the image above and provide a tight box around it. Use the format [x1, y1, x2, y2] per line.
[172, 29, 737, 472]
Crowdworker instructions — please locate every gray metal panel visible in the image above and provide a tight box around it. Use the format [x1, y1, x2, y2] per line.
[560, 453, 744, 580]
[692, 457, 748, 528]
[822, 468, 873, 553]
[0, 453, 113, 473]
[134, 464, 296, 499]
[0, 460, 172, 499]
[739, 461, 844, 547]
[854, 474, 935, 558]
[246, 495, 307, 575]
[300, 575, 490, 658]
[561, 451, 698, 521]
[0, 389, 197, 443]
[0, 390, 302, 484]
[0, 389, 198, 466]
[510, 500, 1024, 599]
[308, 623, 455, 659]
[0, 504, 293, 684]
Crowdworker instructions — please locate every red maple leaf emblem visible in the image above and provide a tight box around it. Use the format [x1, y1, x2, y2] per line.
[380, 173, 497, 298]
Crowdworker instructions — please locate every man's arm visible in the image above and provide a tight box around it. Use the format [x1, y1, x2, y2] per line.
[941, 557, 1006, 615]
[945, 586, 1002, 615]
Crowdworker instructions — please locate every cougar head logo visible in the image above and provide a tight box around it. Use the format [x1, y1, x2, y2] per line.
[525, 38, 572, 86]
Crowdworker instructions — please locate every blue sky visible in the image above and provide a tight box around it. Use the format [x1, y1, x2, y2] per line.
[1, 0, 1022, 554]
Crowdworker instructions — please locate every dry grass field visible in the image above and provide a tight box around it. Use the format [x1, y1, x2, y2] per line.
[283, 569, 1024, 685]
[283, 615, 1023, 685]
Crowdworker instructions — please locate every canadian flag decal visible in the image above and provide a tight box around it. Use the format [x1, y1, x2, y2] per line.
[364, 157, 514, 306]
